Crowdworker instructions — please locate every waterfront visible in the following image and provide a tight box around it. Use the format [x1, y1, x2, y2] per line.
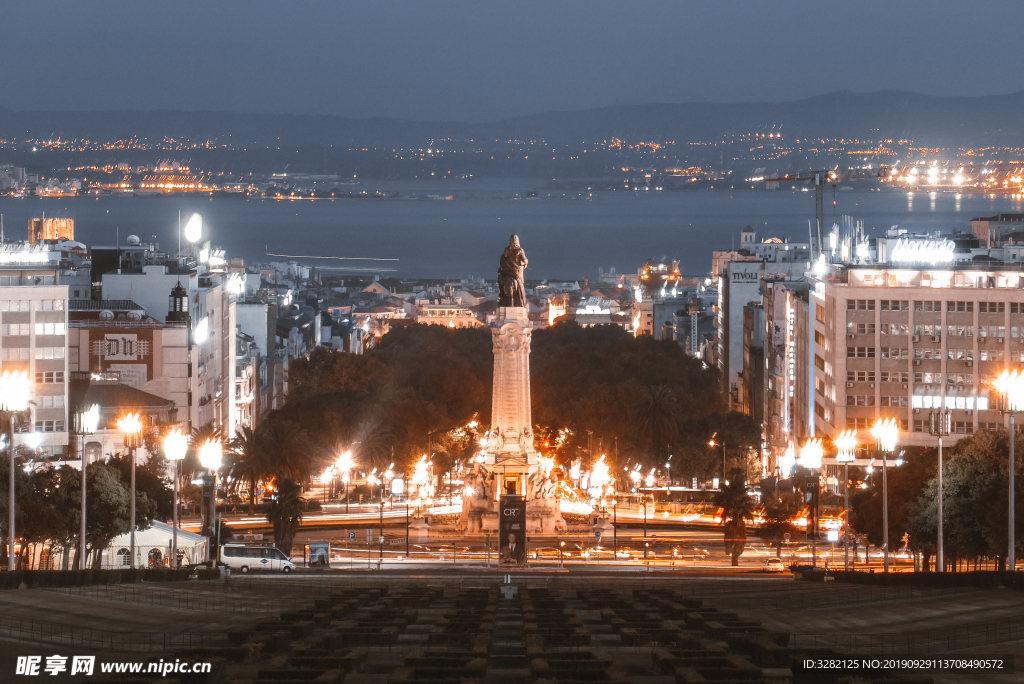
[1, 181, 1021, 278]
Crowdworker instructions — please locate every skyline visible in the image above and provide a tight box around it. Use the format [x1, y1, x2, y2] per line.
[3, 1, 1024, 121]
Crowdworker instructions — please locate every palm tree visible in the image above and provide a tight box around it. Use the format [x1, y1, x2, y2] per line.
[261, 419, 316, 481]
[266, 478, 304, 555]
[635, 385, 680, 457]
[714, 470, 756, 566]
[228, 427, 269, 514]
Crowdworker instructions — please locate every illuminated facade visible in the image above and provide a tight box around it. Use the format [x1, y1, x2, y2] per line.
[28, 218, 74, 245]
[804, 228, 1024, 448]
[0, 248, 69, 455]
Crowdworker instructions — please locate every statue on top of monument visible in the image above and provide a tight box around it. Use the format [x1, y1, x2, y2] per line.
[497, 234, 528, 308]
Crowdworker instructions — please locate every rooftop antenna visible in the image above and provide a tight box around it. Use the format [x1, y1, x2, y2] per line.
[178, 210, 181, 259]
[117, 226, 121, 274]
[1, 214, 4, 244]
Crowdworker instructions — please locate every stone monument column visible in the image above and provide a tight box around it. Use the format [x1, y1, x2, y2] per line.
[464, 235, 566, 535]
[490, 307, 535, 462]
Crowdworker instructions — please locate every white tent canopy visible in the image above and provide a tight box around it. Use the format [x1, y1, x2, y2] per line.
[101, 521, 207, 569]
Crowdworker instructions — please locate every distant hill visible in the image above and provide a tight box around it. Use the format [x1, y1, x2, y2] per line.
[2, 90, 1023, 148]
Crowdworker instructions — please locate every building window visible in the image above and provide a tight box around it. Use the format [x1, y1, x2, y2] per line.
[0, 301, 31, 312]
[0, 349, 30, 361]
[979, 302, 1005, 313]
[34, 347, 65, 360]
[880, 300, 909, 311]
[33, 322, 66, 336]
[1, 323, 31, 336]
[116, 548, 131, 567]
[947, 301, 974, 313]
[914, 300, 941, 312]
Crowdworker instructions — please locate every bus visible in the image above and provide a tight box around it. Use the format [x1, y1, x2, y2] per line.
[219, 544, 296, 574]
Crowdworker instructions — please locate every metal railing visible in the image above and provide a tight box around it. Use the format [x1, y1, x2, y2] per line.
[0, 616, 215, 653]
[43, 583, 310, 614]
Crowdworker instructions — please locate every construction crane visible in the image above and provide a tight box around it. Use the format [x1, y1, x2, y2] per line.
[761, 171, 838, 258]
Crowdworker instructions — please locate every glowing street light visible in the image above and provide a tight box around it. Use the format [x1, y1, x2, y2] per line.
[198, 438, 222, 469]
[117, 413, 145, 569]
[834, 430, 857, 570]
[197, 438, 223, 554]
[163, 429, 188, 569]
[1, 370, 31, 572]
[871, 418, 899, 573]
[995, 370, 1024, 570]
[337, 450, 355, 512]
[183, 212, 203, 244]
[798, 439, 824, 470]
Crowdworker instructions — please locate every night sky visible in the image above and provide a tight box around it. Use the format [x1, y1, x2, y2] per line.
[4, 1, 1022, 122]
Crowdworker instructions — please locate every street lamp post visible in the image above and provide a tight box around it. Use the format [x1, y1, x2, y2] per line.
[709, 435, 726, 484]
[73, 405, 100, 571]
[162, 429, 188, 569]
[198, 438, 223, 563]
[117, 413, 144, 570]
[929, 409, 951, 572]
[337, 450, 355, 514]
[0, 371, 31, 572]
[870, 418, 899, 574]
[996, 370, 1024, 571]
[835, 430, 857, 571]
[799, 439, 824, 569]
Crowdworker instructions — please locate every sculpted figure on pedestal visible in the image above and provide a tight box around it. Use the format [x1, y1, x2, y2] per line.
[497, 234, 528, 308]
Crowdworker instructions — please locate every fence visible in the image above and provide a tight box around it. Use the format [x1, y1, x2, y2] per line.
[792, 618, 1024, 655]
[0, 616, 214, 653]
[43, 582, 310, 614]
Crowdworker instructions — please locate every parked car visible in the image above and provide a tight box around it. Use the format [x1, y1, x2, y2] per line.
[764, 557, 786, 573]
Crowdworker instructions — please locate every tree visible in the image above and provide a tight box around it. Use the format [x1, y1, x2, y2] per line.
[82, 463, 131, 569]
[907, 430, 1024, 571]
[266, 478, 304, 555]
[107, 453, 173, 522]
[228, 426, 270, 514]
[715, 470, 756, 566]
[758, 490, 801, 558]
[633, 385, 680, 457]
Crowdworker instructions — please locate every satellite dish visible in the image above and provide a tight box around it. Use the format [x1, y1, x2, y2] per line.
[184, 213, 203, 243]
[126, 235, 141, 246]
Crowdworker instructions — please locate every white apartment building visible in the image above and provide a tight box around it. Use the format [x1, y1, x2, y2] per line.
[0, 245, 70, 455]
[717, 228, 810, 407]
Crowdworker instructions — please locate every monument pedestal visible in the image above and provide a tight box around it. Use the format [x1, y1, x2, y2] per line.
[458, 305, 565, 536]
[409, 517, 429, 543]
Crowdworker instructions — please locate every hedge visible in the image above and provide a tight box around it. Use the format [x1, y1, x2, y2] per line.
[0, 567, 220, 590]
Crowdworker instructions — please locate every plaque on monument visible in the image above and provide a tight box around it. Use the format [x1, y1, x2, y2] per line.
[498, 495, 527, 566]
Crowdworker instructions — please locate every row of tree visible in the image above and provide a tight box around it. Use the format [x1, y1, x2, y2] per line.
[851, 429, 1024, 571]
[0, 455, 163, 570]
[281, 322, 760, 488]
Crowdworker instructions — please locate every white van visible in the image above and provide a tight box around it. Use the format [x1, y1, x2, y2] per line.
[220, 544, 296, 573]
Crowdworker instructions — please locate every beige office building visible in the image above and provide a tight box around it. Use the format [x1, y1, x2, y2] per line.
[807, 245, 1024, 448]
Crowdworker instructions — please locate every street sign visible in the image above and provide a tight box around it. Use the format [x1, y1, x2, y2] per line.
[348, 531, 355, 541]
[595, 530, 601, 538]
[784, 533, 791, 541]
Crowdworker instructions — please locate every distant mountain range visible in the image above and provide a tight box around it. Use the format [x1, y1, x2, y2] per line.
[2, 91, 1024, 148]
